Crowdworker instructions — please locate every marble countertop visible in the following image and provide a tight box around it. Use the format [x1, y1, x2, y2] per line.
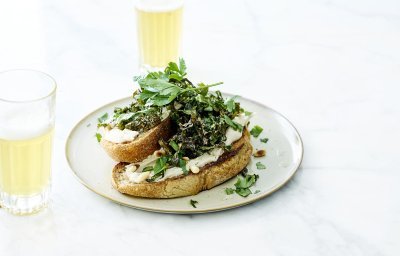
[0, 0, 399, 255]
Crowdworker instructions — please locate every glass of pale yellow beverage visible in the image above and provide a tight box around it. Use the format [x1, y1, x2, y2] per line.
[0, 70, 56, 215]
[136, 0, 183, 71]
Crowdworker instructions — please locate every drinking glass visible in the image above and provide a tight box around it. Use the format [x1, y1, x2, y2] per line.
[0, 69, 56, 215]
[136, 0, 184, 71]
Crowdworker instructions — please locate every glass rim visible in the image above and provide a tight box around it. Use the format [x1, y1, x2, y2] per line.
[0, 69, 57, 104]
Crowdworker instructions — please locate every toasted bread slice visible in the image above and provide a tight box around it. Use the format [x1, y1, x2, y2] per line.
[100, 117, 173, 163]
[112, 129, 252, 198]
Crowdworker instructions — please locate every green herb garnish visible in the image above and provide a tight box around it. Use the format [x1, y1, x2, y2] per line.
[225, 95, 239, 113]
[169, 140, 179, 151]
[260, 138, 269, 143]
[224, 115, 243, 132]
[179, 159, 188, 175]
[225, 174, 259, 197]
[98, 113, 108, 123]
[190, 199, 198, 208]
[225, 188, 235, 195]
[142, 166, 154, 172]
[134, 60, 222, 107]
[132, 59, 245, 160]
[250, 125, 263, 137]
[235, 174, 259, 189]
[236, 188, 252, 197]
[235, 174, 259, 197]
[256, 162, 266, 170]
[95, 133, 102, 142]
[244, 111, 252, 116]
[148, 156, 169, 181]
[97, 59, 251, 175]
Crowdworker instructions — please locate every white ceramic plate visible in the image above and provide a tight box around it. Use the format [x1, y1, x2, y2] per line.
[65, 94, 303, 213]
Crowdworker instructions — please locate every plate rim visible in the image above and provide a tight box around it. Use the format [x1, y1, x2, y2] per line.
[65, 93, 304, 214]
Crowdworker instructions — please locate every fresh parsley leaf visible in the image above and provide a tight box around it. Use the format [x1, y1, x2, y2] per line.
[169, 141, 179, 151]
[142, 79, 180, 95]
[153, 94, 178, 106]
[95, 133, 102, 142]
[138, 90, 157, 101]
[256, 162, 266, 170]
[98, 113, 108, 123]
[190, 199, 198, 208]
[179, 58, 187, 75]
[225, 188, 235, 195]
[225, 95, 239, 113]
[234, 174, 259, 189]
[136, 69, 221, 108]
[225, 174, 259, 197]
[224, 115, 243, 131]
[148, 156, 168, 181]
[169, 73, 183, 81]
[168, 61, 180, 73]
[236, 188, 252, 197]
[260, 138, 269, 143]
[250, 125, 263, 137]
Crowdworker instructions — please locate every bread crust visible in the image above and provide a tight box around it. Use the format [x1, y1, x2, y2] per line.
[100, 117, 173, 163]
[112, 129, 253, 198]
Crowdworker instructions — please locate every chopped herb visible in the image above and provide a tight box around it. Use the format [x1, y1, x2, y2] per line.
[256, 162, 266, 170]
[224, 115, 243, 132]
[179, 159, 188, 175]
[169, 140, 179, 151]
[190, 199, 198, 208]
[225, 174, 259, 197]
[254, 190, 261, 194]
[224, 145, 232, 152]
[260, 138, 269, 143]
[142, 166, 153, 172]
[86, 123, 91, 127]
[250, 125, 263, 138]
[97, 113, 109, 123]
[95, 133, 102, 142]
[225, 95, 239, 113]
[244, 111, 252, 116]
[225, 188, 235, 195]
[234, 174, 259, 189]
[236, 188, 252, 197]
[148, 156, 168, 181]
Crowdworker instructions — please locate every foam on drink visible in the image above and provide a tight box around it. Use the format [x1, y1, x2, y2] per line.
[0, 105, 52, 140]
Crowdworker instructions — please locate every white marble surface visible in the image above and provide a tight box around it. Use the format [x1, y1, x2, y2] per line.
[0, 0, 399, 255]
